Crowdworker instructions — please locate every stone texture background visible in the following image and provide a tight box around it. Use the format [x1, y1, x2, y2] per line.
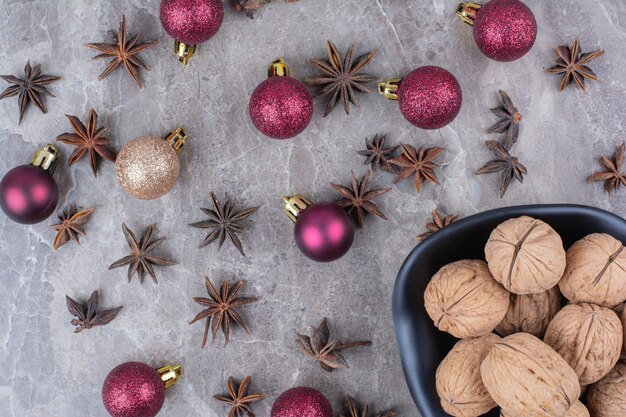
[1, 0, 625, 416]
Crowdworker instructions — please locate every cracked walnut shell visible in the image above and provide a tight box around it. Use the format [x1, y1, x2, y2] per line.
[485, 216, 566, 294]
[480, 333, 580, 417]
[495, 285, 561, 338]
[544, 303, 623, 385]
[424, 260, 509, 338]
[501, 401, 589, 417]
[586, 362, 626, 417]
[435, 334, 500, 417]
[559, 233, 626, 308]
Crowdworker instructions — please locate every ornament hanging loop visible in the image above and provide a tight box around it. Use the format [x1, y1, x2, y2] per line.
[268, 58, 291, 78]
[456, 2, 482, 26]
[165, 127, 188, 153]
[175, 41, 196, 65]
[157, 364, 182, 389]
[378, 78, 402, 101]
[30, 144, 59, 173]
[283, 195, 311, 222]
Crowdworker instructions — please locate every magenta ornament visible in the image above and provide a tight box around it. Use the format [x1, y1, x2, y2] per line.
[102, 362, 181, 417]
[271, 387, 333, 417]
[0, 144, 59, 224]
[249, 58, 313, 140]
[457, 0, 537, 62]
[379, 66, 462, 130]
[283, 195, 355, 262]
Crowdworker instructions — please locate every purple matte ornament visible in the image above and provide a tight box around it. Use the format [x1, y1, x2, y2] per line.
[293, 203, 355, 262]
[0, 164, 58, 225]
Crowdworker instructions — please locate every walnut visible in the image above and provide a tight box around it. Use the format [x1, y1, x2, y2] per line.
[622, 306, 626, 355]
[501, 401, 589, 417]
[485, 216, 566, 294]
[424, 260, 509, 338]
[544, 303, 623, 385]
[495, 285, 561, 338]
[586, 362, 626, 417]
[559, 233, 626, 307]
[435, 334, 500, 417]
[481, 333, 580, 417]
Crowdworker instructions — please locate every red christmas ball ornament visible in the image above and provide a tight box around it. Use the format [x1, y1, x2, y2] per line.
[249, 58, 313, 140]
[160, 0, 224, 64]
[283, 195, 355, 262]
[102, 362, 182, 417]
[271, 387, 333, 417]
[456, 0, 537, 62]
[0, 144, 59, 224]
[378, 66, 462, 130]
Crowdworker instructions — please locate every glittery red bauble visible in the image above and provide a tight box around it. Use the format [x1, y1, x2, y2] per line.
[249, 76, 313, 139]
[397, 66, 462, 130]
[473, 0, 537, 62]
[160, 0, 224, 45]
[102, 362, 165, 417]
[271, 387, 333, 417]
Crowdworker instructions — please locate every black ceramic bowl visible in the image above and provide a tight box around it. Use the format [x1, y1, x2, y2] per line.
[392, 204, 626, 417]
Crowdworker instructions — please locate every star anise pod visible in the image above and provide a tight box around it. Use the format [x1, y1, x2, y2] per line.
[417, 209, 458, 242]
[66, 290, 122, 333]
[587, 142, 626, 195]
[108, 223, 177, 284]
[214, 376, 267, 417]
[0, 60, 60, 124]
[476, 140, 527, 198]
[56, 109, 116, 177]
[331, 170, 391, 228]
[546, 37, 605, 91]
[50, 206, 95, 250]
[389, 144, 445, 194]
[189, 276, 259, 347]
[487, 90, 522, 151]
[339, 395, 397, 417]
[296, 317, 371, 372]
[86, 15, 157, 89]
[357, 134, 400, 173]
[230, 0, 298, 19]
[305, 41, 378, 117]
[189, 192, 259, 256]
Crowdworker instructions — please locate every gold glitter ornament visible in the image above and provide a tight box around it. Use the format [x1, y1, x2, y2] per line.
[116, 127, 187, 200]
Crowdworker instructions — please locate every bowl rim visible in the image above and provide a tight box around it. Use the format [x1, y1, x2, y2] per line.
[391, 203, 626, 416]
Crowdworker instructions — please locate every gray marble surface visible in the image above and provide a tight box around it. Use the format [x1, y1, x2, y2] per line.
[1, 0, 625, 416]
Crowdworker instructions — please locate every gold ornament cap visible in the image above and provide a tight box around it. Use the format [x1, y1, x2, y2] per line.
[165, 127, 188, 154]
[30, 143, 59, 174]
[456, 2, 482, 26]
[283, 195, 311, 223]
[174, 41, 196, 65]
[268, 58, 291, 78]
[378, 78, 402, 101]
[157, 364, 182, 389]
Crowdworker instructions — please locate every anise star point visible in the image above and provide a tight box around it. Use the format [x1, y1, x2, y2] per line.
[587, 142, 626, 195]
[389, 144, 445, 194]
[86, 15, 157, 89]
[476, 140, 527, 198]
[357, 134, 400, 173]
[66, 290, 122, 333]
[331, 170, 391, 228]
[189, 276, 259, 347]
[296, 317, 371, 372]
[546, 37, 605, 91]
[56, 109, 116, 177]
[417, 209, 458, 242]
[305, 40, 378, 117]
[214, 375, 267, 417]
[487, 90, 522, 150]
[189, 192, 259, 256]
[339, 395, 397, 417]
[0, 60, 60, 124]
[50, 206, 95, 250]
[108, 223, 177, 284]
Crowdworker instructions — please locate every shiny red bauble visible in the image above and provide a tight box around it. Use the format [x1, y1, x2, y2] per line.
[0, 144, 59, 224]
[381, 66, 462, 130]
[459, 0, 537, 62]
[160, 0, 224, 45]
[249, 59, 313, 140]
[271, 387, 333, 417]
